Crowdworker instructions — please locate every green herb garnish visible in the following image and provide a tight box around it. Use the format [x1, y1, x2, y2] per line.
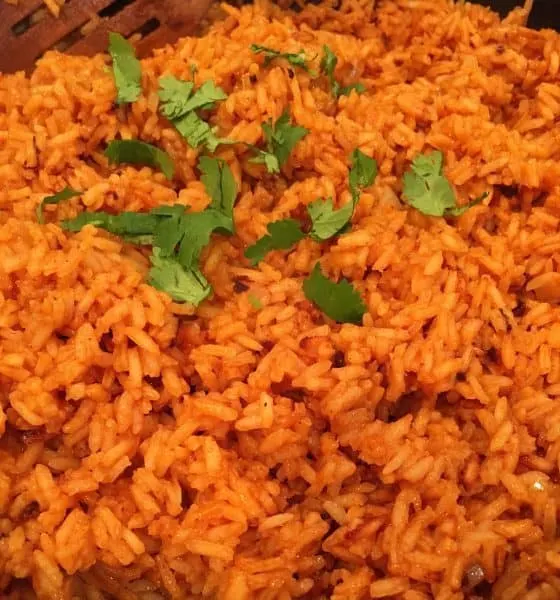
[149, 249, 211, 306]
[178, 80, 227, 114]
[61, 157, 237, 306]
[303, 263, 366, 324]
[108, 32, 142, 105]
[158, 76, 195, 119]
[250, 44, 312, 72]
[36, 187, 82, 224]
[348, 148, 377, 202]
[307, 197, 353, 242]
[104, 140, 174, 180]
[402, 150, 485, 217]
[308, 149, 377, 241]
[61, 206, 177, 240]
[251, 111, 308, 173]
[173, 111, 233, 152]
[158, 76, 230, 151]
[159, 77, 226, 119]
[320, 45, 365, 98]
[199, 156, 237, 231]
[245, 219, 306, 265]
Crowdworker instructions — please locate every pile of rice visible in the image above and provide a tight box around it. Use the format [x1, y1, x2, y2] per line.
[2, 0, 560, 598]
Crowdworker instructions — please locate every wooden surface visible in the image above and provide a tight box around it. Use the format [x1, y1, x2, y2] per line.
[0, 0, 212, 74]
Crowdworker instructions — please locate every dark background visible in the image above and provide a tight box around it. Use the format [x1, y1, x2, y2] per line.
[483, 0, 560, 29]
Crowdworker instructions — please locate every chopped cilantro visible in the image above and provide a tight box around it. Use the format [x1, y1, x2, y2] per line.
[320, 45, 365, 98]
[179, 80, 227, 114]
[199, 156, 237, 232]
[250, 44, 312, 72]
[402, 150, 484, 217]
[308, 149, 377, 241]
[176, 209, 232, 271]
[303, 263, 366, 324]
[248, 293, 263, 310]
[158, 76, 230, 152]
[61, 156, 238, 307]
[307, 197, 353, 242]
[108, 32, 142, 105]
[158, 76, 194, 119]
[36, 187, 82, 224]
[104, 140, 174, 180]
[61, 207, 175, 238]
[149, 248, 211, 305]
[245, 218, 305, 265]
[250, 111, 308, 173]
[173, 111, 233, 152]
[349, 148, 377, 202]
[320, 45, 338, 94]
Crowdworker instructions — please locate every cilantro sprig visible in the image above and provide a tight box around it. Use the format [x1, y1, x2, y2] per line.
[320, 45, 365, 98]
[303, 263, 366, 324]
[158, 76, 232, 152]
[309, 149, 377, 241]
[402, 150, 487, 217]
[108, 33, 142, 105]
[250, 44, 313, 73]
[250, 111, 308, 173]
[245, 149, 377, 262]
[58, 157, 237, 306]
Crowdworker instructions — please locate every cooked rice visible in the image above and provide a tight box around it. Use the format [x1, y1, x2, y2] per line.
[2, 0, 560, 598]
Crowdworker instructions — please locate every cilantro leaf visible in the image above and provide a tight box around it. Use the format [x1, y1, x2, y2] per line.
[250, 148, 280, 174]
[251, 111, 308, 173]
[320, 45, 365, 99]
[250, 44, 312, 72]
[37, 187, 82, 224]
[244, 219, 305, 265]
[149, 248, 211, 305]
[108, 32, 142, 105]
[59, 156, 239, 308]
[105, 140, 175, 180]
[158, 77, 229, 151]
[177, 209, 232, 270]
[320, 45, 339, 96]
[180, 80, 227, 114]
[152, 214, 185, 256]
[199, 156, 237, 232]
[158, 76, 194, 120]
[264, 112, 308, 166]
[349, 148, 377, 202]
[173, 111, 234, 152]
[303, 263, 366, 324]
[402, 150, 480, 217]
[308, 149, 377, 241]
[61, 209, 168, 238]
[307, 197, 353, 242]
